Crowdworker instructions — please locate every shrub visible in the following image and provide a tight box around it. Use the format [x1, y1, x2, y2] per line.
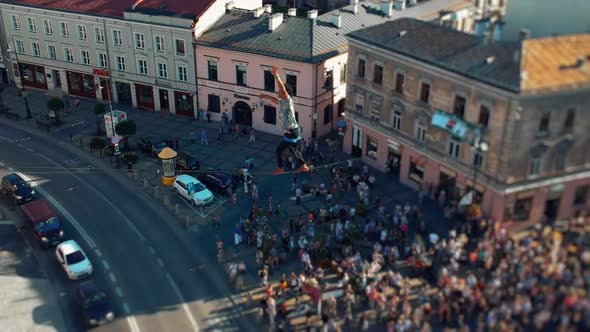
[47, 97, 64, 112]
[94, 103, 106, 115]
[122, 152, 138, 164]
[89, 137, 107, 151]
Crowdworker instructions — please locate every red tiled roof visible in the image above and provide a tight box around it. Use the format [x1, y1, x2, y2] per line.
[4, 0, 215, 18]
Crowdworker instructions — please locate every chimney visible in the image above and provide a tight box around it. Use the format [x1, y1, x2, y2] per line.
[381, 1, 394, 16]
[288, 8, 297, 17]
[394, 0, 405, 11]
[331, 11, 342, 28]
[307, 9, 318, 19]
[519, 29, 531, 40]
[492, 22, 503, 41]
[269, 13, 283, 31]
[225, 1, 234, 12]
[264, 4, 272, 13]
[254, 7, 264, 18]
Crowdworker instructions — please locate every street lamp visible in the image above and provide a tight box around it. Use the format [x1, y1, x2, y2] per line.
[471, 139, 488, 202]
[6, 41, 32, 121]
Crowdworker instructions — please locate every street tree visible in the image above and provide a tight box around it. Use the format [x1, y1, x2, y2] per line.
[115, 120, 136, 151]
[47, 97, 64, 123]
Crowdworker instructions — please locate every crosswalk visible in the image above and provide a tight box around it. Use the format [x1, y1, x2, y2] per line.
[62, 158, 96, 173]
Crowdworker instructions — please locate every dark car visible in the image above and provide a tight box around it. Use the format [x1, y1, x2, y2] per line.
[197, 172, 235, 196]
[21, 199, 64, 247]
[136, 137, 167, 157]
[175, 151, 200, 173]
[1, 173, 36, 205]
[77, 280, 114, 327]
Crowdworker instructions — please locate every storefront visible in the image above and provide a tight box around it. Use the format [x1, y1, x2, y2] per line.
[439, 165, 457, 199]
[386, 140, 402, 176]
[174, 91, 194, 117]
[409, 156, 426, 184]
[135, 84, 154, 110]
[66, 71, 95, 99]
[19, 63, 47, 90]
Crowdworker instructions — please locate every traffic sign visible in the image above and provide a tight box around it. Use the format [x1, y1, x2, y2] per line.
[111, 135, 121, 145]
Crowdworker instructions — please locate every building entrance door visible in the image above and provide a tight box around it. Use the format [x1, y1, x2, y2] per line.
[234, 101, 252, 126]
[116, 82, 132, 105]
[544, 198, 560, 221]
[351, 126, 363, 157]
[52, 70, 61, 89]
[159, 89, 169, 112]
[100, 78, 111, 101]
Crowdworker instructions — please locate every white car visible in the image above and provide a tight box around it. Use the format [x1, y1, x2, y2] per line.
[173, 174, 214, 206]
[55, 240, 93, 280]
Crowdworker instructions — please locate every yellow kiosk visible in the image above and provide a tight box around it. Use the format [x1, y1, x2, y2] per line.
[158, 147, 177, 186]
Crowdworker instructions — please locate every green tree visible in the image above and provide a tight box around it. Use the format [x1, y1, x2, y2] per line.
[89, 137, 107, 151]
[47, 97, 64, 123]
[115, 120, 136, 151]
[94, 103, 106, 115]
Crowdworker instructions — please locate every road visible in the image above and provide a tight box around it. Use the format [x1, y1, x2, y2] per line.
[0, 125, 252, 332]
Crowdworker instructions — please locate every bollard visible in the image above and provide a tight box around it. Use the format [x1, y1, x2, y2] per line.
[154, 186, 159, 197]
[164, 195, 170, 206]
[143, 178, 148, 188]
[185, 215, 191, 229]
[70, 133, 73, 143]
[175, 203, 180, 215]
[79, 137, 83, 149]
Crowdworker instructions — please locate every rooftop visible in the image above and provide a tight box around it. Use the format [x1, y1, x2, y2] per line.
[2, 0, 215, 19]
[196, 0, 470, 63]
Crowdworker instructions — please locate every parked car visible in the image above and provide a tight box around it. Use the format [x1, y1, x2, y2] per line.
[136, 137, 167, 157]
[173, 174, 214, 206]
[21, 199, 64, 247]
[197, 172, 235, 196]
[55, 240, 93, 280]
[175, 151, 200, 173]
[1, 173, 36, 205]
[77, 280, 114, 327]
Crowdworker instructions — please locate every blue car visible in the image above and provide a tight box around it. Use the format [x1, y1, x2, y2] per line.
[1, 173, 36, 205]
[77, 280, 114, 327]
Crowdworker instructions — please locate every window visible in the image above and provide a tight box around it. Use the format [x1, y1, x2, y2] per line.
[154, 35, 165, 52]
[95, 27, 104, 43]
[323, 104, 333, 125]
[11, 15, 20, 30]
[31, 42, 40, 57]
[395, 72, 405, 94]
[47, 45, 56, 59]
[112, 30, 122, 46]
[370, 101, 381, 121]
[60, 22, 69, 37]
[538, 113, 550, 133]
[478, 105, 490, 128]
[264, 70, 275, 92]
[574, 186, 588, 205]
[77, 25, 87, 40]
[448, 136, 461, 158]
[357, 58, 366, 78]
[134, 33, 145, 49]
[176, 65, 187, 82]
[529, 156, 542, 176]
[366, 136, 378, 160]
[514, 198, 532, 220]
[419, 82, 430, 104]
[409, 158, 425, 183]
[137, 58, 148, 75]
[340, 64, 347, 84]
[264, 105, 277, 125]
[207, 60, 218, 81]
[27, 17, 37, 33]
[392, 110, 402, 130]
[236, 65, 247, 86]
[354, 93, 364, 113]
[15, 40, 25, 54]
[564, 108, 575, 130]
[98, 52, 108, 68]
[175, 39, 185, 56]
[453, 95, 466, 119]
[157, 62, 168, 78]
[208, 94, 221, 113]
[116, 55, 126, 71]
[373, 64, 383, 85]
[473, 151, 485, 169]
[286, 74, 297, 96]
[80, 50, 90, 65]
[64, 48, 74, 62]
[323, 70, 333, 89]
[415, 122, 426, 142]
[43, 20, 52, 35]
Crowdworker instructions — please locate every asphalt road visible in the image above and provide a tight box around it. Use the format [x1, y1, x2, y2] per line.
[0, 125, 253, 332]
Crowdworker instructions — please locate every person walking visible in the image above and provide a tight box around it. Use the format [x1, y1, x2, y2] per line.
[201, 129, 208, 145]
[291, 174, 298, 192]
[260, 65, 308, 175]
[249, 128, 256, 143]
[206, 111, 211, 123]
[75, 96, 81, 110]
[217, 125, 224, 144]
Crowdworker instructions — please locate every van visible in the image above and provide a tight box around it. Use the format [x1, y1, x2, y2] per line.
[21, 199, 64, 247]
